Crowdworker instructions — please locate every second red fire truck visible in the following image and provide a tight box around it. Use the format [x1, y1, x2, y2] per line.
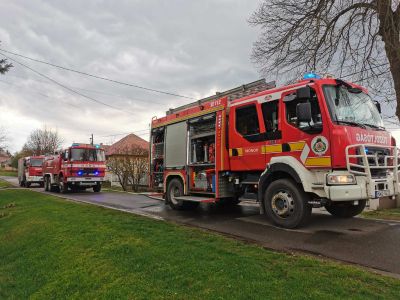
[42, 143, 106, 193]
[150, 74, 399, 228]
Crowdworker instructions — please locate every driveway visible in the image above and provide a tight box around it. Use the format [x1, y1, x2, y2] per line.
[2, 175, 400, 276]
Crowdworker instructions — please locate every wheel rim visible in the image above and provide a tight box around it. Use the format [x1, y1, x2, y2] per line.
[170, 186, 180, 205]
[271, 190, 295, 219]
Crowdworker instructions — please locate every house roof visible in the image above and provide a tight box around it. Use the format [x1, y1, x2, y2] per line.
[105, 133, 149, 156]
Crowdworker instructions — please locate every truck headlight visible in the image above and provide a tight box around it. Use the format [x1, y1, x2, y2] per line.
[327, 174, 356, 185]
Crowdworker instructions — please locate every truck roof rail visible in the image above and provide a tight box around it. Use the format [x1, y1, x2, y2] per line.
[166, 79, 276, 115]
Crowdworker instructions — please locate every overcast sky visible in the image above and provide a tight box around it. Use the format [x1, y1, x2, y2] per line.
[0, 0, 263, 152]
[1, 0, 400, 153]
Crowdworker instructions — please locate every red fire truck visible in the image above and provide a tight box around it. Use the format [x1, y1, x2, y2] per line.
[18, 156, 45, 187]
[150, 74, 399, 228]
[42, 143, 106, 193]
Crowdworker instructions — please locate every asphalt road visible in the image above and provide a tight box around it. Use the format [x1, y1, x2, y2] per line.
[2, 175, 400, 277]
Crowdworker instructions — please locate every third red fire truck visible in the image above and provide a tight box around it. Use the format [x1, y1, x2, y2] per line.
[42, 143, 106, 193]
[150, 74, 399, 228]
[18, 156, 45, 187]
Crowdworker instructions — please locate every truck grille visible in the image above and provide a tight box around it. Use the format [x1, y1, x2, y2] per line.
[356, 147, 390, 178]
[346, 144, 398, 179]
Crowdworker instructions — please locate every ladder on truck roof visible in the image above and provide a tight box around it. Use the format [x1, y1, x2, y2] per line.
[166, 79, 276, 115]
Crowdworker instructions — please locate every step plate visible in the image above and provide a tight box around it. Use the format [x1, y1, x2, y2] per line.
[175, 196, 216, 203]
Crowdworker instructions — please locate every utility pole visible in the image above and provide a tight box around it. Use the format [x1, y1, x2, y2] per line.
[90, 134, 94, 145]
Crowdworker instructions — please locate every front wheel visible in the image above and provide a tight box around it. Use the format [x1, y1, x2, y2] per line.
[166, 178, 198, 210]
[93, 184, 101, 193]
[325, 200, 366, 218]
[263, 179, 312, 229]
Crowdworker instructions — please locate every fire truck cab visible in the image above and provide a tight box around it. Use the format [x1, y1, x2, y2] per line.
[42, 143, 106, 193]
[150, 75, 399, 228]
[18, 156, 45, 187]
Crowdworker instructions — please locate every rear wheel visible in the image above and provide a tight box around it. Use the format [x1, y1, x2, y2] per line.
[59, 176, 68, 194]
[44, 177, 50, 191]
[264, 179, 312, 229]
[166, 178, 199, 210]
[325, 200, 366, 218]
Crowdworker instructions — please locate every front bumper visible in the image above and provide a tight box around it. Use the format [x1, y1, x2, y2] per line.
[67, 177, 104, 186]
[27, 176, 43, 183]
[324, 172, 397, 201]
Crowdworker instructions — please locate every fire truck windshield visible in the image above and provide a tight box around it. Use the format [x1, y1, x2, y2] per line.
[323, 85, 384, 129]
[70, 148, 105, 162]
[30, 159, 43, 167]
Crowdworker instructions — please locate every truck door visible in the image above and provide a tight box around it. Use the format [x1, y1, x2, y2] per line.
[281, 86, 331, 168]
[229, 101, 266, 171]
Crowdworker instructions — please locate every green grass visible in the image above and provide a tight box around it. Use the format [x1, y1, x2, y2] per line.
[362, 208, 400, 221]
[0, 179, 13, 189]
[1, 190, 400, 299]
[0, 169, 17, 177]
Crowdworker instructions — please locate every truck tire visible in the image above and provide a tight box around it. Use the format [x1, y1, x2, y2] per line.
[166, 178, 199, 210]
[325, 200, 366, 218]
[59, 176, 68, 194]
[93, 184, 101, 193]
[263, 178, 312, 229]
[44, 177, 50, 191]
[26, 182, 31, 188]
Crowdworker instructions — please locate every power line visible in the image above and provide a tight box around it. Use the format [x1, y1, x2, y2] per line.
[1, 53, 135, 114]
[6, 73, 167, 106]
[99, 128, 149, 138]
[0, 48, 196, 100]
[0, 78, 81, 109]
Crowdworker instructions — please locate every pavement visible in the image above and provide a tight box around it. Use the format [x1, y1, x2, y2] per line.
[2, 175, 400, 277]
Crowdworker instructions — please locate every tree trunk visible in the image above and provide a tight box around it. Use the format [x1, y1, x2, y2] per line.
[377, 0, 400, 120]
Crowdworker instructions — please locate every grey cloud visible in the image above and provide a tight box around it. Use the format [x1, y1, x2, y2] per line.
[0, 0, 261, 152]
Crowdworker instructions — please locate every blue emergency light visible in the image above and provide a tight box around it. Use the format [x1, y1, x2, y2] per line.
[303, 72, 321, 80]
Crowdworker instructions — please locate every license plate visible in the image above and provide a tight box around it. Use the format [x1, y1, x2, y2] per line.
[375, 190, 390, 198]
[80, 182, 94, 186]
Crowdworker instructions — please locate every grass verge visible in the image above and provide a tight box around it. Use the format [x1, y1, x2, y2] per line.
[0, 189, 399, 299]
[0, 179, 13, 189]
[362, 208, 400, 221]
[0, 169, 17, 177]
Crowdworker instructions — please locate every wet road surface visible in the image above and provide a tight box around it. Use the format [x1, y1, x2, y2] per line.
[2, 175, 400, 276]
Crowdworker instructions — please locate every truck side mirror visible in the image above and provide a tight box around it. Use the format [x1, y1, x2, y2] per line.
[296, 102, 312, 123]
[296, 86, 311, 99]
[374, 101, 381, 114]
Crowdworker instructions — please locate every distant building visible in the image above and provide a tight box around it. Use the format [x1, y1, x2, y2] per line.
[104, 134, 149, 188]
[0, 150, 12, 168]
[105, 133, 149, 157]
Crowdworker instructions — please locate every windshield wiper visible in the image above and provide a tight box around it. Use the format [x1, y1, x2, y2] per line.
[361, 123, 385, 130]
[335, 120, 367, 129]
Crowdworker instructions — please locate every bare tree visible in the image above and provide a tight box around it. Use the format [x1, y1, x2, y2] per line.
[0, 42, 12, 74]
[23, 127, 64, 155]
[0, 127, 6, 151]
[107, 146, 149, 192]
[107, 156, 130, 191]
[249, 0, 400, 121]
